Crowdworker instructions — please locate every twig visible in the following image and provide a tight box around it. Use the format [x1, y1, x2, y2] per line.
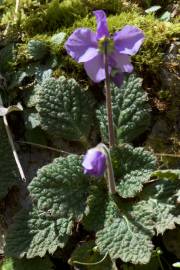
[3, 115, 26, 182]
[15, 0, 20, 15]
[155, 153, 180, 158]
[17, 140, 72, 155]
[71, 252, 108, 266]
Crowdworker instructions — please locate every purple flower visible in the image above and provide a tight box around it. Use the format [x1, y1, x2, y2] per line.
[82, 147, 106, 177]
[65, 10, 144, 86]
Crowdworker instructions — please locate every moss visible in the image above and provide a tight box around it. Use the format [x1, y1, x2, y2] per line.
[21, 0, 88, 35]
[131, 0, 176, 9]
[65, 11, 180, 72]
[81, 0, 123, 14]
[4, 2, 179, 80]
[18, 0, 135, 36]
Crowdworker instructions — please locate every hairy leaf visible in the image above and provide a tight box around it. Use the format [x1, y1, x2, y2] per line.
[140, 179, 180, 234]
[24, 111, 40, 129]
[83, 182, 108, 232]
[0, 119, 19, 200]
[5, 208, 73, 258]
[122, 255, 160, 270]
[36, 76, 95, 141]
[84, 177, 180, 264]
[111, 145, 156, 198]
[28, 40, 49, 60]
[96, 199, 153, 264]
[29, 154, 90, 220]
[51, 32, 66, 45]
[96, 74, 150, 144]
[84, 188, 154, 264]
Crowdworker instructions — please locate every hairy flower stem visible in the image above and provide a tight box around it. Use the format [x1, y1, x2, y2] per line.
[101, 144, 116, 194]
[104, 46, 115, 148]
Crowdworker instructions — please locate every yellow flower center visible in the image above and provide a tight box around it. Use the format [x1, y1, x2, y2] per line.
[98, 36, 114, 54]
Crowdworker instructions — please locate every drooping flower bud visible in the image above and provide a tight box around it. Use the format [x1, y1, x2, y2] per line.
[82, 146, 106, 177]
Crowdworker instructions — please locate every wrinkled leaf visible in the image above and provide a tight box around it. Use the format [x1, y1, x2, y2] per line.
[96, 74, 150, 144]
[36, 76, 95, 141]
[29, 154, 90, 220]
[111, 145, 156, 198]
[28, 40, 49, 60]
[5, 208, 73, 258]
[51, 32, 66, 45]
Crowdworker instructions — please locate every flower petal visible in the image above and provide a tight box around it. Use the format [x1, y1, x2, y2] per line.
[84, 54, 108, 82]
[93, 10, 109, 39]
[82, 148, 106, 177]
[114, 25, 144, 56]
[111, 71, 124, 87]
[64, 28, 97, 63]
[110, 50, 134, 73]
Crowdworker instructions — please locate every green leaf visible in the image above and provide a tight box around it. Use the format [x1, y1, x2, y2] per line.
[26, 84, 41, 108]
[1, 257, 53, 270]
[69, 240, 116, 270]
[24, 111, 40, 129]
[5, 155, 90, 258]
[96, 200, 154, 264]
[140, 179, 180, 234]
[51, 32, 66, 45]
[36, 76, 95, 141]
[1, 258, 13, 270]
[84, 185, 156, 264]
[34, 67, 53, 83]
[28, 40, 49, 60]
[160, 11, 171, 22]
[83, 182, 108, 232]
[29, 154, 90, 220]
[84, 178, 180, 264]
[96, 74, 150, 144]
[95, 193, 161, 264]
[152, 170, 180, 180]
[0, 119, 19, 200]
[173, 262, 180, 268]
[145, 6, 161, 13]
[5, 208, 73, 258]
[111, 145, 156, 198]
[122, 255, 160, 269]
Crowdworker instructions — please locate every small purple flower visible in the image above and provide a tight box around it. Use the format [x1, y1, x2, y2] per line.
[65, 10, 144, 86]
[82, 147, 106, 177]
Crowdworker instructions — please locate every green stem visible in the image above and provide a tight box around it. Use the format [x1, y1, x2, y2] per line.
[104, 45, 115, 148]
[157, 254, 165, 270]
[101, 143, 116, 194]
[70, 252, 108, 266]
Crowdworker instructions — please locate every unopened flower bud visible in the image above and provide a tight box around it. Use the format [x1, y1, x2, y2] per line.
[82, 146, 106, 177]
